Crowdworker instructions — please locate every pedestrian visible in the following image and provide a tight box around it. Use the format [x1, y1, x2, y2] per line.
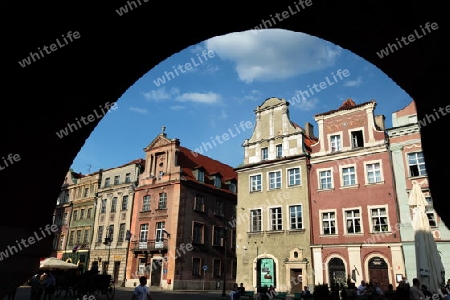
[131, 276, 153, 300]
[42, 271, 56, 300]
[409, 278, 425, 300]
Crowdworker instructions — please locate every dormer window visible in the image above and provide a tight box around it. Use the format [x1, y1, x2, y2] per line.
[330, 135, 341, 152]
[276, 144, 282, 158]
[229, 182, 237, 193]
[351, 130, 364, 148]
[197, 170, 205, 183]
[214, 176, 221, 188]
[261, 147, 268, 160]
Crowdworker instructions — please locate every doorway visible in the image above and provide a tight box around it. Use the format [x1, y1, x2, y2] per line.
[368, 257, 389, 291]
[151, 259, 162, 286]
[290, 269, 303, 293]
[113, 261, 120, 283]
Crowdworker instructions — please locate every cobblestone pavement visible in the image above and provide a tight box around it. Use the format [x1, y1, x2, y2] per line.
[4, 286, 233, 300]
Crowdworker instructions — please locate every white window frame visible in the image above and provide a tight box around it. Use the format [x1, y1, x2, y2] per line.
[139, 224, 149, 242]
[339, 164, 358, 188]
[268, 170, 282, 190]
[287, 167, 301, 187]
[349, 127, 365, 149]
[364, 160, 384, 185]
[320, 209, 337, 235]
[250, 174, 262, 192]
[288, 204, 303, 230]
[367, 205, 390, 233]
[317, 168, 334, 190]
[328, 132, 342, 152]
[261, 147, 269, 160]
[342, 207, 363, 234]
[269, 207, 283, 231]
[407, 151, 427, 177]
[250, 209, 262, 232]
[197, 169, 205, 182]
[276, 144, 283, 158]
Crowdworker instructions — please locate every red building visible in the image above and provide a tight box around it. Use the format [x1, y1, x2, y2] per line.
[126, 129, 237, 290]
[309, 99, 405, 290]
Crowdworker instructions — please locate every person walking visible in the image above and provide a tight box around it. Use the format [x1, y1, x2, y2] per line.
[409, 278, 425, 300]
[132, 276, 153, 300]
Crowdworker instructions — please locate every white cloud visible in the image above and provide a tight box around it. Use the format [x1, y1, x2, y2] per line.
[143, 87, 180, 101]
[129, 107, 147, 114]
[170, 105, 185, 110]
[344, 76, 363, 87]
[204, 29, 342, 83]
[288, 93, 319, 111]
[176, 92, 221, 104]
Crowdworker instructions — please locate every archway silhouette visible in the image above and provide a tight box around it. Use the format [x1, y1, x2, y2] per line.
[1, 1, 447, 295]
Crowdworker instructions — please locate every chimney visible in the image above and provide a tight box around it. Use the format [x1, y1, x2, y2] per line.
[374, 115, 386, 130]
[304, 122, 314, 138]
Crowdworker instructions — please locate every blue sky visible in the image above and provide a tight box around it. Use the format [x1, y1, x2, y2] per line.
[70, 29, 412, 174]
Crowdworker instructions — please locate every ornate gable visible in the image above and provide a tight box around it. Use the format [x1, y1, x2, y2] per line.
[143, 134, 172, 151]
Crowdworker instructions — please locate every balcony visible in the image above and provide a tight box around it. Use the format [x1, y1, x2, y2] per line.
[131, 239, 168, 254]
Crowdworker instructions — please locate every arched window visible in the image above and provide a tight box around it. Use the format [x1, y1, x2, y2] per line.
[328, 257, 346, 287]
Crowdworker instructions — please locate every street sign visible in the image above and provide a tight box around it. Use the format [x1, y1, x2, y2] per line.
[203, 265, 208, 271]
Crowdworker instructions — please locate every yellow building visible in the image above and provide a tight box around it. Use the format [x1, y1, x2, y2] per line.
[234, 98, 315, 293]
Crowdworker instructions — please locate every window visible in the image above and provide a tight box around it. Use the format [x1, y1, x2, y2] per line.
[104, 178, 110, 187]
[156, 222, 165, 241]
[192, 258, 201, 276]
[250, 174, 262, 192]
[72, 210, 78, 221]
[276, 144, 283, 158]
[261, 147, 268, 160]
[63, 213, 68, 225]
[366, 163, 382, 183]
[118, 223, 125, 242]
[345, 209, 361, 233]
[351, 130, 364, 148]
[142, 195, 150, 212]
[342, 167, 356, 186]
[197, 170, 205, 182]
[83, 188, 89, 198]
[111, 197, 117, 212]
[69, 231, 74, 245]
[213, 226, 224, 246]
[269, 171, 281, 189]
[270, 207, 282, 230]
[194, 195, 204, 211]
[322, 212, 336, 235]
[76, 230, 82, 244]
[114, 175, 120, 185]
[101, 199, 106, 213]
[426, 207, 437, 227]
[330, 135, 341, 152]
[87, 208, 92, 219]
[158, 193, 167, 209]
[213, 258, 222, 277]
[229, 182, 237, 193]
[408, 152, 427, 177]
[193, 222, 204, 244]
[214, 199, 224, 216]
[319, 170, 333, 189]
[250, 209, 262, 232]
[121, 195, 128, 211]
[125, 173, 131, 183]
[214, 176, 221, 188]
[139, 224, 149, 242]
[80, 209, 85, 220]
[289, 205, 303, 230]
[108, 225, 114, 242]
[288, 168, 301, 186]
[97, 226, 104, 243]
[83, 229, 89, 244]
[371, 207, 388, 232]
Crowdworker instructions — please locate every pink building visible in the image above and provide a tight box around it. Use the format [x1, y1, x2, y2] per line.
[309, 99, 405, 290]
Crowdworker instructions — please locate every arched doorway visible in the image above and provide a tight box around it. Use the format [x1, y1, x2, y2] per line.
[328, 257, 346, 288]
[257, 258, 276, 289]
[368, 257, 389, 291]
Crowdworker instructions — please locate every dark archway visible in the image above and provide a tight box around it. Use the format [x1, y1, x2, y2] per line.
[1, 1, 447, 296]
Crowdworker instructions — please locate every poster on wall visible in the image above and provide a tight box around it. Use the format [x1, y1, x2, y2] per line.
[260, 258, 275, 287]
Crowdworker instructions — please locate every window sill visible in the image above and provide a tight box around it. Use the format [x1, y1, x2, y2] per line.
[287, 184, 302, 188]
[140, 210, 151, 213]
[265, 230, 284, 235]
[250, 190, 262, 193]
[370, 231, 391, 235]
[193, 209, 205, 213]
[287, 229, 305, 234]
[269, 187, 282, 191]
[343, 233, 364, 236]
[340, 184, 360, 190]
[319, 234, 339, 237]
[407, 175, 427, 180]
[156, 208, 167, 211]
[317, 188, 335, 192]
[364, 181, 385, 186]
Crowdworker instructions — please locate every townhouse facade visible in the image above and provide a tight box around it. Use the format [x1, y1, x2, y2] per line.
[309, 99, 405, 291]
[90, 159, 144, 285]
[234, 97, 314, 294]
[63, 171, 102, 272]
[125, 128, 238, 290]
[387, 100, 450, 281]
[52, 169, 82, 259]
